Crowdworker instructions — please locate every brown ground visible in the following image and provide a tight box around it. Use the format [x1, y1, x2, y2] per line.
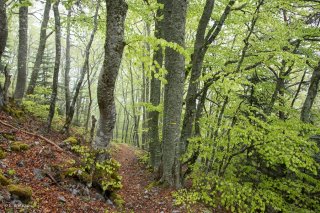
[0, 111, 191, 213]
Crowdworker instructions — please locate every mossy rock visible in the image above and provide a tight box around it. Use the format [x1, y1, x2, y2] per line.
[2, 133, 15, 141]
[7, 184, 32, 202]
[61, 167, 92, 184]
[10, 142, 30, 152]
[63, 137, 79, 145]
[0, 149, 7, 159]
[0, 172, 11, 186]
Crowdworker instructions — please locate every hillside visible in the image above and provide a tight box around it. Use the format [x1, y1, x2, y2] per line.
[0, 111, 190, 212]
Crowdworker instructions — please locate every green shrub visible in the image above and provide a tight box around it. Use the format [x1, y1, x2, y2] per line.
[178, 110, 320, 212]
[70, 144, 123, 195]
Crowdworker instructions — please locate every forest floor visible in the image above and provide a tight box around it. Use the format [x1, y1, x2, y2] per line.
[0, 110, 196, 213]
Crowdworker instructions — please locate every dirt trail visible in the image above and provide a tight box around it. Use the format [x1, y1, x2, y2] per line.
[114, 143, 182, 213]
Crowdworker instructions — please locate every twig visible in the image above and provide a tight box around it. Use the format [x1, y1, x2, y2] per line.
[0, 120, 64, 152]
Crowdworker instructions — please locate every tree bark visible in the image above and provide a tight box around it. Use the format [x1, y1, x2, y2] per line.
[129, 61, 140, 147]
[149, 0, 164, 172]
[181, 0, 236, 156]
[93, 0, 128, 160]
[47, 0, 61, 131]
[0, 0, 8, 61]
[161, 0, 187, 187]
[26, 0, 51, 95]
[62, 1, 100, 133]
[64, 9, 71, 117]
[301, 61, 320, 123]
[0, 0, 8, 110]
[180, 0, 215, 154]
[14, 1, 28, 103]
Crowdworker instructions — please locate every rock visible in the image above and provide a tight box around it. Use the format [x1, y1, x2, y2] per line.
[159, 201, 165, 205]
[17, 160, 25, 167]
[0, 161, 8, 168]
[58, 195, 66, 203]
[82, 186, 90, 196]
[43, 182, 50, 187]
[94, 192, 105, 201]
[172, 210, 180, 213]
[0, 172, 11, 186]
[106, 199, 114, 206]
[10, 142, 30, 152]
[34, 141, 40, 146]
[10, 198, 23, 206]
[0, 189, 11, 201]
[33, 168, 45, 180]
[7, 184, 32, 203]
[71, 188, 79, 196]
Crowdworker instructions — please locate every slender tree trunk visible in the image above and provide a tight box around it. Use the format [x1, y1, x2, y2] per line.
[26, 0, 51, 95]
[85, 66, 93, 131]
[181, 0, 237, 157]
[180, 0, 215, 154]
[141, 22, 151, 150]
[0, 0, 8, 61]
[161, 0, 187, 188]
[291, 69, 306, 108]
[129, 61, 140, 147]
[64, 9, 72, 117]
[301, 61, 320, 123]
[149, 0, 164, 171]
[93, 0, 128, 160]
[121, 80, 129, 143]
[0, 0, 8, 110]
[14, 2, 28, 103]
[62, 2, 100, 133]
[47, 0, 61, 131]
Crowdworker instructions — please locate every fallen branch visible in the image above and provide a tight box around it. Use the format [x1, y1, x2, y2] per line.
[0, 120, 64, 152]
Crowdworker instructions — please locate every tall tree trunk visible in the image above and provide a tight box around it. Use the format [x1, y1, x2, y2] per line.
[129, 61, 140, 147]
[64, 9, 71, 117]
[62, 2, 100, 133]
[141, 22, 151, 150]
[149, 0, 164, 171]
[0, 0, 8, 61]
[301, 61, 320, 123]
[47, 0, 61, 131]
[93, 0, 128, 160]
[26, 0, 51, 95]
[85, 65, 93, 131]
[14, 2, 28, 103]
[161, 0, 187, 188]
[0, 0, 8, 110]
[180, 0, 215, 154]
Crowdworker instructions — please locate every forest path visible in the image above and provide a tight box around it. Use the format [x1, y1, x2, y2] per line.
[113, 143, 181, 213]
[0, 111, 185, 212]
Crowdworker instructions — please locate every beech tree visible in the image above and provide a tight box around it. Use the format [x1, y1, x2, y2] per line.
[93, 0, 128, 160]
[161, 0, 188, 187]
[47, 0, 61, 130]
[26, 0, 51, 95]
[0, 0, 8, 109]
[14, 1, 28, 103]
